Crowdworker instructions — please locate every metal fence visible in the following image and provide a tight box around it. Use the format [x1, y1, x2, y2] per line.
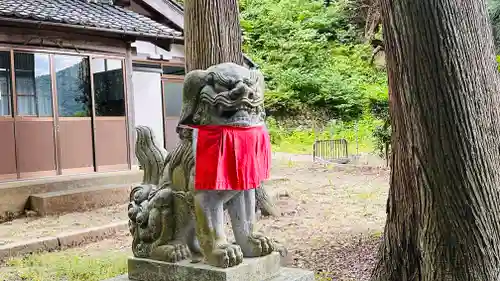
[312, 139, 349, 163]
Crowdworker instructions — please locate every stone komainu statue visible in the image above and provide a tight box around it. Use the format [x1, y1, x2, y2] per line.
[128, 63, 281, 268]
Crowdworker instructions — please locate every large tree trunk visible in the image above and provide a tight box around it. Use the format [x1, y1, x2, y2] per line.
[372, 1, 500, 280]
[184, 0, 245, 71]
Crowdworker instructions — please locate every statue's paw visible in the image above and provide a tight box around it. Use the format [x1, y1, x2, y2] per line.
[208, 244, 244, 268]
[151, 243, 191, 263]
[246, 233, 275, 257]
[166, 243, 191, 262]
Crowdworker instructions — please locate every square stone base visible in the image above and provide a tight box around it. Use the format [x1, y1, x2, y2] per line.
[102, 253, 314, 281]
[129, 252, 281, 281]
[104, 268, 313, 281]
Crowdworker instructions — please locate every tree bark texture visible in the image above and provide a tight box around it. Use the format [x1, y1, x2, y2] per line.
[372, 1, 500, 280]
[184, 0, 245, 72]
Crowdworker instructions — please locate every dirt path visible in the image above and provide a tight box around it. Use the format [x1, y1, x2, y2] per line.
[262, 158, 388, 280]
[1, 153, 389, 280]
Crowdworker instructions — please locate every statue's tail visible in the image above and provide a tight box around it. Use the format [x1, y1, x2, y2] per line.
[256, 186, 279, 217]
[135, 126, 168, 185]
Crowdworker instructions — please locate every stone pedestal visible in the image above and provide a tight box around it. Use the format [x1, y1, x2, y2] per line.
[102, 253, 314, 281]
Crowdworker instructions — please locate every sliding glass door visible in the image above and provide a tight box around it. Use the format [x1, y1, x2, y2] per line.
[0, 48, 130, 181]
[92, 58, 129, 172]
[13, 52, 57, 178]
[54, 55, 95, 175]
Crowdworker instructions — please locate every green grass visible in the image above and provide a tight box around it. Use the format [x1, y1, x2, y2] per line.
[267, 117, 381, 154]
[1, 251, 354, 281]
[0, 250, 128, 281]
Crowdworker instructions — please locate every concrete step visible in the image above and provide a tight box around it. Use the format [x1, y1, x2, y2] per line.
[29, 184, 132, 216]
[1, 169, 142, 221]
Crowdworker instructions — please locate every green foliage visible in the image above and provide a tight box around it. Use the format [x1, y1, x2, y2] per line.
[266, 116, 381, 154]
[181, 0, 391, 155]
[240, 0, 388, 121]
[367, 89, 390, 158]
[489, 0, 500, 52]
[372, 122, 390, 158]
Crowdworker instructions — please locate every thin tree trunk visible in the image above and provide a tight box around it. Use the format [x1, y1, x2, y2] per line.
[372, 1, 500, 280]
[364, 0, 381, 42]
[184, 0, 244, 71]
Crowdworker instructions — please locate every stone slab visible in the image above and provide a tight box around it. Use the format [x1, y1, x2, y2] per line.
[0, 221, 128, 261]
[58, 221, 128, 249]
[0, 169, 141, 221]
[0, 236, 59, 261]
[128, 252, 282, 281]
[103, 267, 314, 281]
[29, 184, 132, 216]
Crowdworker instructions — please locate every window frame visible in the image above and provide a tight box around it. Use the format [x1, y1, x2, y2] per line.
[13, 51, 54, 117]
[0, 44, 131, 178]
[53, 53, 94, 118]
[162, 78, 184, 118]
[0, 48, 13, 119]
[90, 57, 127, 117]
[161, 61, 185, 80]
[0, 47, 128, 120]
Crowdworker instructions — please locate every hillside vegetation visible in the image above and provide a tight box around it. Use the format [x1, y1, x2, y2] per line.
[179, 0, 500, 155]
[240, 0, 388, 154]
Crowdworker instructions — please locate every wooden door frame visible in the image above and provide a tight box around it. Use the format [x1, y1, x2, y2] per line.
[9, 49, 19, 179]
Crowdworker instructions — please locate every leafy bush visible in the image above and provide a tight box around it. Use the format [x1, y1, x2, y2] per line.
[240, 0, 388, 121]
[181, 0, 391, 154]
[368, 90, 390, 158]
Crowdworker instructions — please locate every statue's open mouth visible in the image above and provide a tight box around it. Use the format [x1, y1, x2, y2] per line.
[217, 105, 257, 126]
[221, 109, 238, 119]
[219, 105, 254, 119]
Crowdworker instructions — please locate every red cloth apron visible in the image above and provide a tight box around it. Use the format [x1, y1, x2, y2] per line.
[191, 125, 271, 191]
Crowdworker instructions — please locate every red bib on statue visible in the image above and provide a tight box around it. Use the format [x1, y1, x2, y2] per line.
[192, 125, 271, 191]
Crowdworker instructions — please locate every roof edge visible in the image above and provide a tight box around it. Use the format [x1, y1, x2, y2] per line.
[0, 16, 183, 42]
[169, 0, 184, 11]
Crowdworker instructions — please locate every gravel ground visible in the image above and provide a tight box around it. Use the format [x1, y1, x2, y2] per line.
[261, 157, 388, 280]
[1, 153, 389, 280]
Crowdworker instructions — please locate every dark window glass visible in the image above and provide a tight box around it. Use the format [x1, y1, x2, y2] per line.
[92, 58, 125, 117]
[162, 65, 185, 76]
[14, 52, 53, 116]
[0, 52, 12, 116]
[54, 55, 91, 117]
[133, 62, 162, 70]
[163, 81, 183, 117]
